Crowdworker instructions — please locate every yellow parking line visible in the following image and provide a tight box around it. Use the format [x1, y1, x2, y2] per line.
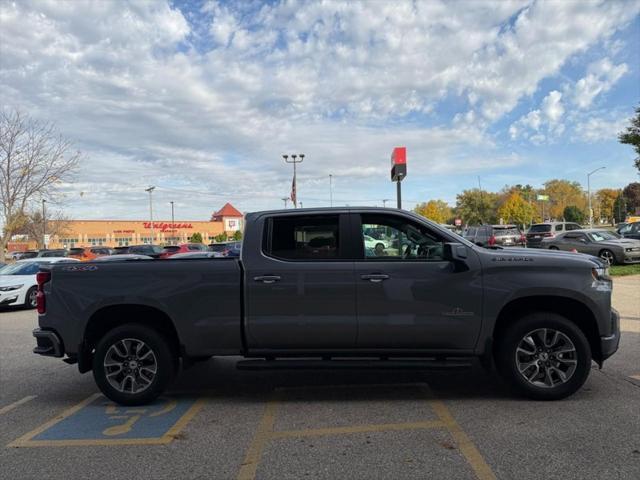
[271, 420, 446, 439]
[421, 386, 496, 480]
[236, 392, 280, 480]
[0, 395, 37, 415]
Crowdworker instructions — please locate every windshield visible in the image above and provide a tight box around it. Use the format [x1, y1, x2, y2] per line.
[494, 227, 520, 236]
[529, 224, 552, 233]
[0, 261, 49, 275]
[588, 231, 621, 242]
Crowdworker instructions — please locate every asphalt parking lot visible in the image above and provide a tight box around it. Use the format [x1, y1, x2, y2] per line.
[1, 277, 639, 480]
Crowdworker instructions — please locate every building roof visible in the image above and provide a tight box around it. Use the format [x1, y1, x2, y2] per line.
[211, 202, 243, 220]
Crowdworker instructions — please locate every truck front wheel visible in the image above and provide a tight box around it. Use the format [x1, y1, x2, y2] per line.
[92, 324, 176, 405]
[495, 313, 591, 400]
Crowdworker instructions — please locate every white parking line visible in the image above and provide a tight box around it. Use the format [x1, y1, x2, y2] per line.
[0, 395, 37, 415]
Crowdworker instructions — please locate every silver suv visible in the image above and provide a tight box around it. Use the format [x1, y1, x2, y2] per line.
[526, 222, 582, 248]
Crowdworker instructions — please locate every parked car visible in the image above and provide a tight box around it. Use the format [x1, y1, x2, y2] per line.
[363, 234, 390, 251]
[37, 249, 68, 258]
[168, 252, 223, 259]
[541, 229, 640, 265]
[617, 221, 640, 240]
[208, 241, 241, 257]
[525, 222, 583, 248]
[33, 207, 618, 405]
[113, 245, 163, 258]
[93, 254, 153, 262]
[68, 247, 113, 261]
[13, 251, 38, 260]
[0, 257, 79, 308]
[463, 225, 526, 247]
[159, 243, 208, 259]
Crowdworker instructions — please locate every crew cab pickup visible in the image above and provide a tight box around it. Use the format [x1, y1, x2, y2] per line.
[33, 208, 620, 405]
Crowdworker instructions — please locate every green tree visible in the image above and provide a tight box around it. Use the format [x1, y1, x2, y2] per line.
[189, 232, 203, 243]
[497, 192, 536, 226]
[413, 200, 452, 224]
[233, 230, 243, 241]
[214, 233, 227, 243]
[595, 188, 620, 224]
[563, 205, 585, 224]
[618, 105, 640, 172]
[543, 179, 586, 220]
[613, 194, 627, 223]
[455, 189, 499, 225]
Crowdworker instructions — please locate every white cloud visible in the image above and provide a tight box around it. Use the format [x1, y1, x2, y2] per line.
[573, 58, 629, 108]
[0, 0, 638, 218]
[509, 90, 565, 141]
[574, 115, 628, 143]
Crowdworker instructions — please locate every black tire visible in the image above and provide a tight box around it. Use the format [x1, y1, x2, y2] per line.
[598, 249, 616, 265]
[495, 312, 591, 400]
[24, 286, 38, 309]
[375, 242, 385, 250]
[92, 324, 176, 405]
[548, 246, 559, 250]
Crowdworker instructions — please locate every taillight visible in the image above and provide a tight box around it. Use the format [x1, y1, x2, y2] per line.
[488, 235, 496, 246]
[36, 271, 51, 314]
[520, 234, 526, 243]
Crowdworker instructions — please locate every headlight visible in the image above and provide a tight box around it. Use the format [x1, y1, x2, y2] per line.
[591, 267, 609, 281]
[0, 284, 24, 292]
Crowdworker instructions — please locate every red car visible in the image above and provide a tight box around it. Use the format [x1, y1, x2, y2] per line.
[159, 243, 208, 259]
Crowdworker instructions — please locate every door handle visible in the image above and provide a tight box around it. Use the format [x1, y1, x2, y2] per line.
[253, 275, 281, 284]
[361, 274, 389, 283]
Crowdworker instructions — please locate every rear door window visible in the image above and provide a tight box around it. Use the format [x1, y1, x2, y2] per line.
[266, 215, 340, 260]
[566, 223, 582, 231]
[529, 224, 551, 233]
[555, 224, 563, 232]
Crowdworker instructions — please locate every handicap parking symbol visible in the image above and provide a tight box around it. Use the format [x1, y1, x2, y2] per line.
[9, 393, 204, 447]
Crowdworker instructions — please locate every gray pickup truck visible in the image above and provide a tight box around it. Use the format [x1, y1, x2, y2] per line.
[33, 208, 620, 405]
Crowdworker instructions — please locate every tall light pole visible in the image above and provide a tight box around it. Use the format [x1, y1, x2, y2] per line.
[42, 199, 47, 249]
[145, 186, 155, 244]
[382, 199, 391, 208]
[170, 201, 175, 224]
[329, 174, 333, 207]
[281, 197, 289, 209]
[283, 153, 304, 208]
[587, 167, 606, 228]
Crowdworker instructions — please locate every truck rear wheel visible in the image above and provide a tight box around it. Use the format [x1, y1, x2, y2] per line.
[495, 312, 591, 400]
[92, 324, 176, 405]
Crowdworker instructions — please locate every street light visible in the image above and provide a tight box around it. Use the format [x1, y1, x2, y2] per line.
[329, 174, 333, 207]
[587, 167, 606, 228]
[170, 201, 175, 224]
[42, 199, 47, 249]
[281, 197, 289, 209]
[145, 186, 156, 244]
[283, 153, 304, 208]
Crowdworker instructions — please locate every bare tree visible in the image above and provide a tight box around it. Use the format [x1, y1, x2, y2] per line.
[15, 210, 72, 249]
[0, 108, 80, 254]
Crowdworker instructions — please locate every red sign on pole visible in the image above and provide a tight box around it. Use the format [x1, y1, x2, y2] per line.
[390, 147, 407, 181]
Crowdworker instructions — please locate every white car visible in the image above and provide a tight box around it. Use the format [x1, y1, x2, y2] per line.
[0, 258, 79, 308]
[363, 235, 390, 250]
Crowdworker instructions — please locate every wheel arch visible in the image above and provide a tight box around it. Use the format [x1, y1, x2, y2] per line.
[78, 304, 181, 373]
[492, 295, 602, 364]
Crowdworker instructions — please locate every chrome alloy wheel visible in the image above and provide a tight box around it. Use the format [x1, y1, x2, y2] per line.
[599, 250, 615, 265]
[28, 289, 38, 308]
[515, 328, 577, 388]
[104, 338, 158, 394]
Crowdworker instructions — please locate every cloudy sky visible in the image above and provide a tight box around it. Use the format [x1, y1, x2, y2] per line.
[1, 0, 639, 221]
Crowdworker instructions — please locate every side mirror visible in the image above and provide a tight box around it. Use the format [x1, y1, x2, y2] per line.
[443, 242, 468, 261]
